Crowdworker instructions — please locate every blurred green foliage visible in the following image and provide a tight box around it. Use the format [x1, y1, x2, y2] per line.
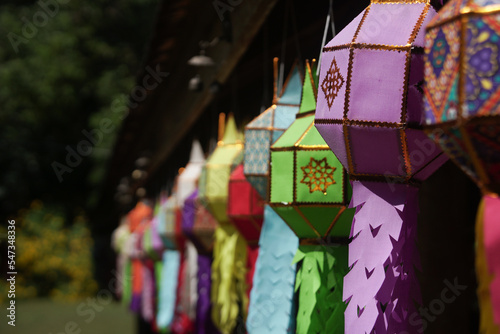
[0, 200, 97, 302]
[0, 0, 158, 224]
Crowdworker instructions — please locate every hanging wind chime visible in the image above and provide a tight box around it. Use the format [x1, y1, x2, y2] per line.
[314, 1, 448, 332]
[423, 1, 500, 331]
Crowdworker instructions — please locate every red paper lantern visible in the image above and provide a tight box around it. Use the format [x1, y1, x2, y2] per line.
[227, 164, 264, 245]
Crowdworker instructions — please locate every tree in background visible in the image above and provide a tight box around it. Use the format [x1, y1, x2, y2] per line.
[0, 0, 159, 295]
[0, 200, 97, 303]
[0, 0, 158, 225]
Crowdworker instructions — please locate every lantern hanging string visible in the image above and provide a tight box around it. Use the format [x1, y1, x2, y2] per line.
[317, 0, 336, 77]
[289, 0, 303, 75]
[278, 0, 289, 96]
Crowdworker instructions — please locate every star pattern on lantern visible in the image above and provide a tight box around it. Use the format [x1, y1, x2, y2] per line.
[321, 57, 344, 109]
[300, 157, 336, 194]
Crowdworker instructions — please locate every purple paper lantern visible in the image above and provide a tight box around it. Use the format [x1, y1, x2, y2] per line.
[315, 2, 446, 183]
[315, 1, 447, 333]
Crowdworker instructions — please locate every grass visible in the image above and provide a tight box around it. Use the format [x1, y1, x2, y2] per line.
[0, 298, 135, 334]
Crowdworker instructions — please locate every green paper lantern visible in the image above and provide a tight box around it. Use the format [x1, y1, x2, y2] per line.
[269, 60, 354, 241]
[199, 113, 244, 224]
[270, 59, 354, 334]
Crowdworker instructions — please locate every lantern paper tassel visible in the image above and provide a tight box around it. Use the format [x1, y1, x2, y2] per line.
[476, 197, 500, 333]
[343, 181, 421, 333]
[422, 0, 500, 329]
[314, 2, 449, 333]
[157, 249, 181, 330]
[293, 244, 348, 334]
[246, 205, 298, 334]
[211, 224, 248, 334]
[197, 253, 219, 334]
[484, 194, 500, 328]
[200, 113, 246, 333]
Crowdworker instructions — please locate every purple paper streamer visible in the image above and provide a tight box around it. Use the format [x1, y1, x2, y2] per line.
[344, 181, 421, 334]
[182, 190, 197, 242]
[196, 254, 219, 334]
[130, 292, 141, 313]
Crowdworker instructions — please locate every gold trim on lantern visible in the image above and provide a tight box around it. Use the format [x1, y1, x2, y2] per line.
[426, 5, 500, 30]
[296, 111, 316, 119]
[299, 236, 350, 246]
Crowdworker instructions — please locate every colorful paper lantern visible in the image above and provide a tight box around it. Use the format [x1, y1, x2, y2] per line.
[161, 192, 182, 249]
[423, 1, 500, 330]
[314, 2, 447, 332]
[182, 188, 220, 334]
[244, 59, 302, 199]
[269, 59, 354, 333]
[126, 201, 153, 313]
[183, 188, 218, 253]
[227, 163, 264, 316]
[200, 113, 244, 223]
[173, 140, 205, 334]
[198, 114, 248, 334]
[111, 216, 131, 301]
[157, 190, 183, 330]
[178, 140, 205, 203]
[270, 59, 354, 241]
[228, 164, 264, 245]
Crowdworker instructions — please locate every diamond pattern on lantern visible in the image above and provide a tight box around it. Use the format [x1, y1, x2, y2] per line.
[465, 15, 500, 117]
[321, 57, 344, 109]
[300, 157, 336, 194]
[244, 129, 271, 175]
[425, 2, 500, 194]
[430, 29, 449, 78]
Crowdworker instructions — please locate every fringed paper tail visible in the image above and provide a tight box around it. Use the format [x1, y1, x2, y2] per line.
[294, 244, 348, 334]
[211, 224, 248, 334]
[344, 181, 421, 334]
[478, 194, 500, 333]
[157, 249, 181, 330]
[196, 253, 219, 334]
[246, 205, 298, 334]
[246, 245, 260, 308]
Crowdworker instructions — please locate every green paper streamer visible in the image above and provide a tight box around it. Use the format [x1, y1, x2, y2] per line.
[122, 259, 132, 307]
[211, 224, 248, 334]
[293, 244, 348, 334]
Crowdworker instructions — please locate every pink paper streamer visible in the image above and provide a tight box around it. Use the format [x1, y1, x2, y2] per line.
[484, 194, 500, 325]
[344, 181, 421, 333]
